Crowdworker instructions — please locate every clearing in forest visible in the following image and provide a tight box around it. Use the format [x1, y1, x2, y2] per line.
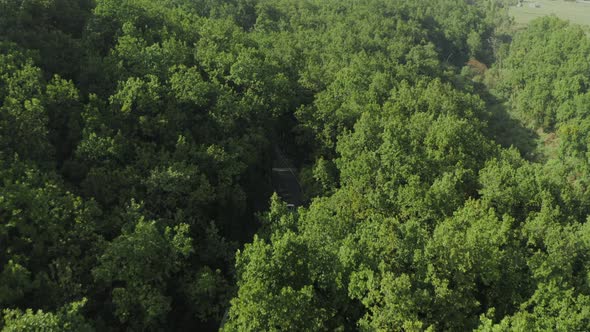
[510, 0, 590, 28]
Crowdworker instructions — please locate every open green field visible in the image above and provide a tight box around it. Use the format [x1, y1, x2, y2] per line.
[510, 0, 590, 27]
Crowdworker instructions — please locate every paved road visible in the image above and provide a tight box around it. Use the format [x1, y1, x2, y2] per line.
[271, 146, 303, 206]
[219, 146, 303, 330]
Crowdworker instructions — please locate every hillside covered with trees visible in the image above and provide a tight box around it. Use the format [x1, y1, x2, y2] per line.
[1, 0, 590, 331]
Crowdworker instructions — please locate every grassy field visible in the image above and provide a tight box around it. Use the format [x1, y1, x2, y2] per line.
[510, 0, 590, 28]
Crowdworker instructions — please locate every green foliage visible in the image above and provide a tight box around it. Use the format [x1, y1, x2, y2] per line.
[0, 158, 102, 310]
[0, 46, 52, 163]
[2, 299, 93, 332]
[93, 208, 192, 329]
[0, 0, 92, 77]
[498, 16, 590, 129]
[224, 232, 329, 331]
[3, 0, 590, 331]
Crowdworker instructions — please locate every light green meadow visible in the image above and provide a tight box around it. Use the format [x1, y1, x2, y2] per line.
[510, 0, 590, 28]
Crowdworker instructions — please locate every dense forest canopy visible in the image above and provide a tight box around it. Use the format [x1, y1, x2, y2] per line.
[1, 0, 590, 331]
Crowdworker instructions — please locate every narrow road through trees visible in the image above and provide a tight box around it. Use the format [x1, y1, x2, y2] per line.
[271, 145, 303, 206]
